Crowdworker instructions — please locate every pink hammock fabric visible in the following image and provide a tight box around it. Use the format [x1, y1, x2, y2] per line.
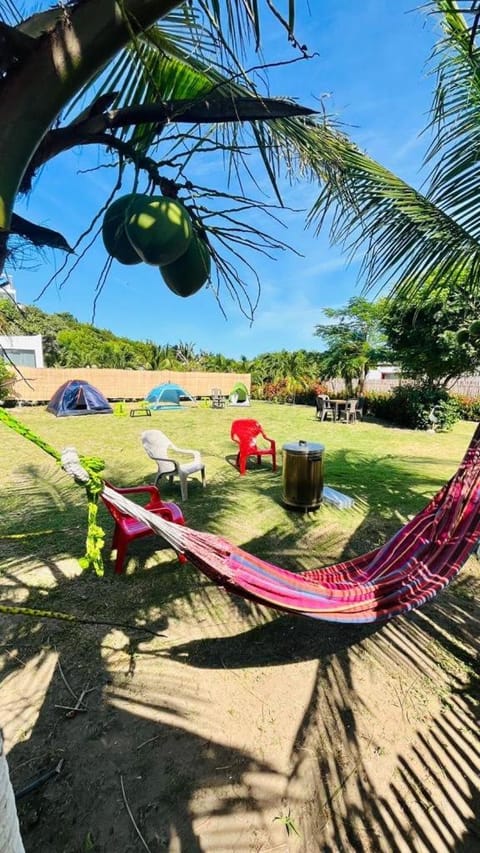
[175, 424, 480, 623]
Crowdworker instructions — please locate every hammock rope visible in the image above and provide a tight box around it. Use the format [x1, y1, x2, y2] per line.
[0, 409, 106, 576]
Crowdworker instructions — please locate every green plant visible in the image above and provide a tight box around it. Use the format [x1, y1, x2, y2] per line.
[273, 808, 301, 838]
[450, 394, 480, 422]
[365, 386, 460, 431]
[0, 359, 14, 401]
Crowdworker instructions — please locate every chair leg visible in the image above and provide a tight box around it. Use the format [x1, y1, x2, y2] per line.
[272, 453, 277, 472]
[179, 475, 188, 501]
[114, 533, 128, 574]
[201, 466, 206, 488]
[239, 454, 247, 475]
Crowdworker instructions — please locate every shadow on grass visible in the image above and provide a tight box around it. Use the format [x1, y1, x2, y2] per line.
[1, 444, 478, 851]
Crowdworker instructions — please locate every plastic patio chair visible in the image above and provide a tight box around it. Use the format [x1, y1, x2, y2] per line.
[101, 482, 186, 574]
[141, 429, 206, 500]
[230, 418, 277, 475]
[315, 395, 335, 422]
[340, 399, 360, 424]
[211, 388, 226, 409]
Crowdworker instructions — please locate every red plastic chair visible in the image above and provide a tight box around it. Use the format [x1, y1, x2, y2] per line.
[230, 419, 277, 476]
[101, 483, 186, 574]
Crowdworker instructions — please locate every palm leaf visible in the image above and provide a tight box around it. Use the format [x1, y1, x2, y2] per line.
[302, 1, 480, 300]
[63, 0, 322, 194]
[307, 127, 480, 298]
[425, 0, 480, 241]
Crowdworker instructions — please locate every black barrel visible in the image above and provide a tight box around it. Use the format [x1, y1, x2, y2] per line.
[282, 440, 325, 510]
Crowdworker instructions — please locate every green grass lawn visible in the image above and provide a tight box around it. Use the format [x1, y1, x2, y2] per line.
[1, 401, 477, 580]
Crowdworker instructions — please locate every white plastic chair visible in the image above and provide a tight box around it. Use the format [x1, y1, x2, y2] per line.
[141, 429, 206, 500]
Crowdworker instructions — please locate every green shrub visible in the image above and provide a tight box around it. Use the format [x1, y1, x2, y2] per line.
[0, 360, 14, 402]
[363, 391, 392, 420]
[252, 380, 328, 405]
[365, 386, 460, 430]
[450, 394, 480, 422]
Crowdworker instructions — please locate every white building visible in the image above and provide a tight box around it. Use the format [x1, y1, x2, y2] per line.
[366, 364, 402, 381]
[0, 276, 44, 367]
[0, 334, 44, 368]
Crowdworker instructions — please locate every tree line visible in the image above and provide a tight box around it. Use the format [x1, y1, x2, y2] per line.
[3, 280, 480, 400]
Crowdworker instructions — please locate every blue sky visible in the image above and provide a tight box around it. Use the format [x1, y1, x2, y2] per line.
[11, 1, 440, 359]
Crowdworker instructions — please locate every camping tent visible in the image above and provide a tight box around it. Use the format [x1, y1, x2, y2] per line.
[229, 381, 250, 406]
[47, 379, 113, 417]
[145, 382, 196, 411]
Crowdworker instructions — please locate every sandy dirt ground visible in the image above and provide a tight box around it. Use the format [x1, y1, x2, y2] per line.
[0, 551, 478, 853]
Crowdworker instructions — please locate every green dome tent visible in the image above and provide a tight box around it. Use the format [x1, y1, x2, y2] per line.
[229, 382, 250, 406]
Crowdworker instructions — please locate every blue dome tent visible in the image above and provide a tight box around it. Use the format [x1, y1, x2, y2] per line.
[47, 379, 113, 417]
[145, 382, 196, 411]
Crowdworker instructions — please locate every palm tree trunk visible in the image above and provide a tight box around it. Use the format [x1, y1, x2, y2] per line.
[0, 733, 24, 853]
[0, 0, 182, 270]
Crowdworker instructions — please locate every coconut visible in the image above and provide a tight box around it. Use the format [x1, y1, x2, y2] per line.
[160, 235, 211, 297]
[125, 196, 193, 265]
[469, 319, 480, 338]
[456, 328, 471, 345]
[101, 194, 145, 265]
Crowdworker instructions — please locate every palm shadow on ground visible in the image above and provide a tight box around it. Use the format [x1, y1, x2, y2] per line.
[1, 441, 478, 851]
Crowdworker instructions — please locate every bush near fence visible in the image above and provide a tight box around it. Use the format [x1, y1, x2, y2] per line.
[449, 394, 480, 422]
[252, 381, 329, 405]
[363, 386, 461, 431]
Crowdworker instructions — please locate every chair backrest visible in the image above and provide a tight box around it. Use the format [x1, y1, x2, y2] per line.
[231, 419, 264, 449]
[315, 395, 332, 414]
[211, 388, 224, 408]
[141, 429, 174, 475]
[101, 482, 141, 525]
[101, 489, 125, 525]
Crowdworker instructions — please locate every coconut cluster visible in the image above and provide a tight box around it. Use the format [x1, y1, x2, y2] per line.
[456, 320, 480, 345]
[101, 194, 211, 297]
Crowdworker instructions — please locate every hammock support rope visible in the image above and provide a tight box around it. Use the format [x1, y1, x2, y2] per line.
[0, 409, 106, 575]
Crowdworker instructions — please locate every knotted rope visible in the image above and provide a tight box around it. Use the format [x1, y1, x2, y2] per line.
[0, 409, 106, 576]
[0, 410, 180, 635]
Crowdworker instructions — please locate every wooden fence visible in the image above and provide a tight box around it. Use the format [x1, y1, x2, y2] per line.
[326, 377, 480, 397]
[8, 368, 251, 403]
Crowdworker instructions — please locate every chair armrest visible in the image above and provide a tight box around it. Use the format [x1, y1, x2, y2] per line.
[104, 482, 165, 508]
[260, 430, 275, 448]
[171, 445, 202, 463]
[148, 454, 180, 471]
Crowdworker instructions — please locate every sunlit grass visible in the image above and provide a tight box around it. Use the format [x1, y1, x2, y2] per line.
[0, 402, 476, 575]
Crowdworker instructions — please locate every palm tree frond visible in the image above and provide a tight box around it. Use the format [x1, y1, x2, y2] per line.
[307, 128, 480, 299]
[424, 1, 480, 239]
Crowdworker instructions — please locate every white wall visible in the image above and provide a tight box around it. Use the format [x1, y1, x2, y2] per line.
[0, 335, 44, 368]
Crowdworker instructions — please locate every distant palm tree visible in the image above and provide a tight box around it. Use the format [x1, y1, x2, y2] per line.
[257, 349, 317, 401]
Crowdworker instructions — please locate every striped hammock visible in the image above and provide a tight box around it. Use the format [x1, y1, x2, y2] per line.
[63, 424, 480, 624]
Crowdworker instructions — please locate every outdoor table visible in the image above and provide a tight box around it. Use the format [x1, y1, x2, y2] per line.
[329, 399, 347, 421]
